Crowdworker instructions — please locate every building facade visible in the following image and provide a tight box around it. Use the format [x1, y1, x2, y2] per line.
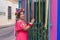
[0, 0, 18, 27]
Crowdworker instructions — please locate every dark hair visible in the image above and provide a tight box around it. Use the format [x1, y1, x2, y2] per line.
[16, 11, 20, 20]
[17, 12, 20, 18]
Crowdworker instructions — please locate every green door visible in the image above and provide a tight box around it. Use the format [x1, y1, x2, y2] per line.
[18, 0, 49, 40]
[28, 0, 48, 40]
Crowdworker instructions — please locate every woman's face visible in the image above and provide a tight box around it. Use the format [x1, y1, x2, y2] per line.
[20, 12, 25, 20]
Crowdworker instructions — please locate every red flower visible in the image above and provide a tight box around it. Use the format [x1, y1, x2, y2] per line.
[20, 8, 24, 12]
[15, 8, 24, 16]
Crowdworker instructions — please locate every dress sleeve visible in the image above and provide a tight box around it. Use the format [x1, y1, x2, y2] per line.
[15, 21, 22, 31]
[15, 21, 27, 31]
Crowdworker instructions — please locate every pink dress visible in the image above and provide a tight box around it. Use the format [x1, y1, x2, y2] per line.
[15, 21, 28, 40]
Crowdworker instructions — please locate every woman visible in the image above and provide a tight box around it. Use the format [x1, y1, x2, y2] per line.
[15, 8, 35, 40]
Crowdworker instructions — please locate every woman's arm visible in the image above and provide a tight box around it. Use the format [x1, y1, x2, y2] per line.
[23, 18, 35, 30]
[15, 18, 35, 31]
[23, 23, 33, 30]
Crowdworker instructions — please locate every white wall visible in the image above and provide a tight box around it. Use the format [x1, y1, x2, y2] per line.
[0, 0, 7, 26]
[0, 0, 18, 26]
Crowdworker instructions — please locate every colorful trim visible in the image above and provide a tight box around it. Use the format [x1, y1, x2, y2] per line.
[48, 0, 50, 40]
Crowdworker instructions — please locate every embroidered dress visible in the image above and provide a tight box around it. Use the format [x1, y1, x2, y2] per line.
[15, 21, 28, 40]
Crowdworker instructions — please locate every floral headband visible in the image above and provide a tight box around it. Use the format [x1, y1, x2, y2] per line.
[15, 8, 24, 16]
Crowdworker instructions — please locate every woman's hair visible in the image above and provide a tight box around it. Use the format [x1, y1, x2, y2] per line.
[16, 12, 20, 21]
[17, 12, 20, 18]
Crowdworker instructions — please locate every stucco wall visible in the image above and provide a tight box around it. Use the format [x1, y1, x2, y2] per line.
[0, 0, 18, 27]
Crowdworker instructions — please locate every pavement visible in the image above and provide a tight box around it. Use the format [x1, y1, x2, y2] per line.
[0, 25, 15, 40]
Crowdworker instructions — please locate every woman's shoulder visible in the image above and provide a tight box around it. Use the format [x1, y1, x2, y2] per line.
[16, 20, 21, 23]
[16, 20, 23, 24]
[17, 20, 20, 22]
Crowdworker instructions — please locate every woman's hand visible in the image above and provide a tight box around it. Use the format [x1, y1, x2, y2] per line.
[31, 18, 35, 24]
[23, 18, 35, 31]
